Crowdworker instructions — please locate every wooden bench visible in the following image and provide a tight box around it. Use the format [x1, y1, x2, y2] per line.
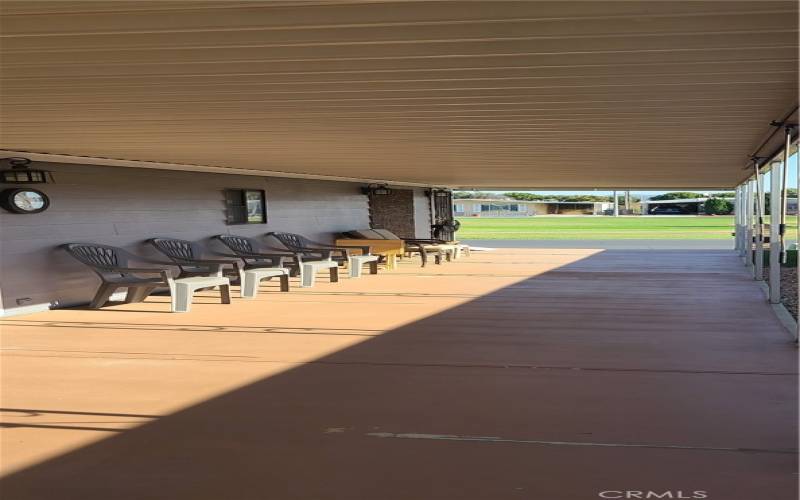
[335, 239, 404, 270]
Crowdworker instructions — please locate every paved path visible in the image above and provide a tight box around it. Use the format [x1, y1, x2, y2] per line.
[462, 238, 734, 249]
[1, 249, 796, 499]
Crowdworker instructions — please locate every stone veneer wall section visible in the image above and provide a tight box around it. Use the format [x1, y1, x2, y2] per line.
[368, 188, 417, 239]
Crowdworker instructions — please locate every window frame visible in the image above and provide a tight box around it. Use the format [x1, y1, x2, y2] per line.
[224, 188, 267, 225]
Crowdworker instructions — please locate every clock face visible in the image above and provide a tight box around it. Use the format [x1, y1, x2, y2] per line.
[0, 188, 50, 214]
[14, 190, 46, 211]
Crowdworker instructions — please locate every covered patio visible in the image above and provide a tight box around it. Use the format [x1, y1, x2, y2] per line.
[1, 248, 797, 499]
[0, 1, 799, 498]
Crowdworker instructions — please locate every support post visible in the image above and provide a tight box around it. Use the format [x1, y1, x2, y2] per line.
[745, 180, 755, 270]
[781, 134, 790, 263]
[754, 165, 765, 280]
[613, 190, 619, 217]
[735, 184, 743, 255]
[769, 160, 783, 303]
[733, 184, 744, 257]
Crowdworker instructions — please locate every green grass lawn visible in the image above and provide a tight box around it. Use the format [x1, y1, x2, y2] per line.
[456, 216, 800, 240]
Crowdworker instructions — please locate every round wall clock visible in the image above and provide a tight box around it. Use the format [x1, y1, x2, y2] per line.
[0, 188, 50, 214]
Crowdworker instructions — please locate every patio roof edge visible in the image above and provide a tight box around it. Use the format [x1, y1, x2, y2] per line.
[0, 149, 441, 189]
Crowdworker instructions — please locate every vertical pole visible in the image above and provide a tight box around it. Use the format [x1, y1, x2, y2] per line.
[770, 160, 783, 303]
[735, 184, 743, 255]
[734, 184, 744, 257]
[781, 134, 790, 263]
[781, 129, 791, 263]
[754, 164, 765, 280]
[745, 180, 755, 271]
[613, 190, 619, 217]
[794, 135, 799, 341]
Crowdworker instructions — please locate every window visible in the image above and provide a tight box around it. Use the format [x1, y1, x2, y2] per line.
[224, 189, 266, 224]
[453, 203, 465, 214]
[480, 203, 518, 212]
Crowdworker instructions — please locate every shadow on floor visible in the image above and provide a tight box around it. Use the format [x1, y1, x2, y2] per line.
[1, 250, 797, 500]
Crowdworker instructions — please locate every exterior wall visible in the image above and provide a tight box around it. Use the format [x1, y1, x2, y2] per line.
[455, 200, 612, 216]
[0, 162, 371, 315]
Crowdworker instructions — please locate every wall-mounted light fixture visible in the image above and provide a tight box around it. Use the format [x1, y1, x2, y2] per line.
[361, 183, 392, 196]
[0, 157, 54, 184]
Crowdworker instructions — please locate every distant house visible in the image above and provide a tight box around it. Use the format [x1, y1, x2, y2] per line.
[641, 197, 718, 215]
[453, 198, 612, 217]
[637, 197, 797, 215]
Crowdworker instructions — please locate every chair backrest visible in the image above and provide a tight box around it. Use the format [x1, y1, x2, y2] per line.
[371, 229, 401, 240]
[150, 238, 197, 262]
[62, 243, 122, 270]
[267, 232, 308, 252]
[62, 243, 134, 281]
[216, 235, 256, 255]
[346, 229, 390, 240]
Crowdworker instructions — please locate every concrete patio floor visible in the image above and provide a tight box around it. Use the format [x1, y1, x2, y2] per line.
[0, 248, 797, 499]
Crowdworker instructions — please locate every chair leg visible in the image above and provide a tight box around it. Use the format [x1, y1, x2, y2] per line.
[330, 266, 339, 283]
[90, 283, 118, 309]
[125, 286, 157, 304]
[279, 274, 290, 292]
[369, 261, 378, 274]
[219, 284, 232, 304]
[419, 250, 427, 267]
[301, 264, 315, 288]
[172, 283, 191, 313]
[434, 251, 442, 265]
[242, 273, 258, 299]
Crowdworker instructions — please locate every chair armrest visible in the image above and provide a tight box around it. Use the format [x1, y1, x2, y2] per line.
[111, 266, 172, 273]
[108, 267, 175, 281]
[188, 258, 241, 266]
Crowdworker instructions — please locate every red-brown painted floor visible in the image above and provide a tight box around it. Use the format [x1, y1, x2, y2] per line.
[1, 248, 797, 499]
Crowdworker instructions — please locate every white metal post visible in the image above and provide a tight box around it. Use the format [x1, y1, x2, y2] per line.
[737, 184, 745, 256]
[781, 137, 790, 263]
[769, 160, 783, 303]
[735, 184, 743, 255]
[613, 190, 619, 217]
[733, 185, 739, 253]
[755, 167, 765, 280]
[745, 180, 755, 270]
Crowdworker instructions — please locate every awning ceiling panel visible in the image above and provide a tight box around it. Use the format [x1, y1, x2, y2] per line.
[1, 1, 797, 188]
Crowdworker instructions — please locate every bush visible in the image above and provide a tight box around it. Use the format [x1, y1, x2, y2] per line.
[704, 198, 733, 215]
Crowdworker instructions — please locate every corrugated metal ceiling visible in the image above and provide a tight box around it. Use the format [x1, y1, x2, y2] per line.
[1, 1, 797, 187]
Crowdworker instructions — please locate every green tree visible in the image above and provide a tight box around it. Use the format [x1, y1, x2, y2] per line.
[503, 192, 552, 201]
[650, 192, 704, 201]
[704, 198, 733, 215]
[453, 191, 497, 199]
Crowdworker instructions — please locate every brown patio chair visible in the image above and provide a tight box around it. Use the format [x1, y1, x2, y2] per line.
[215, 234, 297, 272]
[61, 243, 176, 309]
[266, 231, 370, 266]
[148, 237, 242, 279]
